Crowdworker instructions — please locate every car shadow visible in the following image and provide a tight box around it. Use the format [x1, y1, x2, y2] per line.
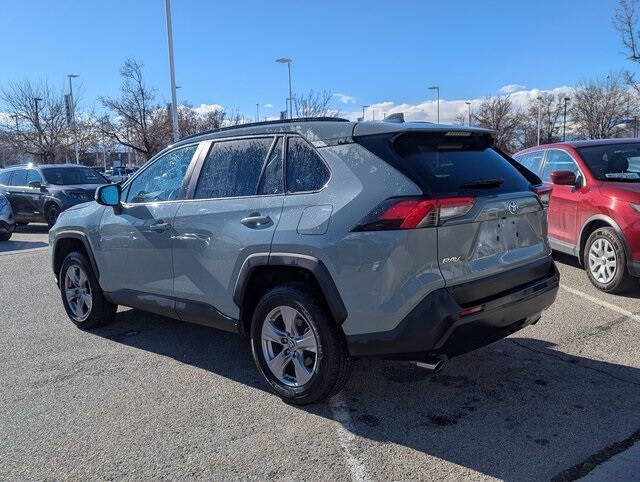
[15, 223, 49, 234]
[93, 309, 640, 480]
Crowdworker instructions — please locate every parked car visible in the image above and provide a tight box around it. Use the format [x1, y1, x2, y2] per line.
[50, 118, 559, 404]
[0, 164, 109, 227]
[0, 192, 15, 241]
[105, 166, 134, 184]
[514, 139, 640, 293]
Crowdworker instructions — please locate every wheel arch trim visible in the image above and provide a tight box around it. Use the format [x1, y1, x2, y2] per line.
[579, 214, 633, 273]
[52, 231, 100, 281]
[233, 252, 348, 324]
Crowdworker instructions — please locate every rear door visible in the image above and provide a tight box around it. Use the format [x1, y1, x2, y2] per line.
[5, 169, 29, 218]
[172, 136, 284, 323]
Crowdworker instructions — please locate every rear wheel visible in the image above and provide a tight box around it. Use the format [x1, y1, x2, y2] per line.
[250, 283, 352, 405]
[0, 232, 11, 241]
[60, 251, 116, 329]
[46, 204, 61, 228]
[584, 227, 635, 293]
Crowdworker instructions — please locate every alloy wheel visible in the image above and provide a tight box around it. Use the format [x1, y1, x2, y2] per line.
[261, 305, 319, 387]
[588, 237, 617, 284]
[64, 264, 92, 321]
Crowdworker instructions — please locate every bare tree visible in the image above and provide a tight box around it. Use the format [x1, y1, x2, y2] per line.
[100, 59, 170, 160]
[294, 90, 340, 117]
[614, 0, 640, 61]
[472, 95, 525, 152]
[520, 92, 568, 148]
[570, 75, 635, 139]
[0, 80, 72, 163]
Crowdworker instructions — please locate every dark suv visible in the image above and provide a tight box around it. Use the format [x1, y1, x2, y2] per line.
[0, 164, 108, 227]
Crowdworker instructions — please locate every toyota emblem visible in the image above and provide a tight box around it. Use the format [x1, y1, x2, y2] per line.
[507, 201, 519, 215]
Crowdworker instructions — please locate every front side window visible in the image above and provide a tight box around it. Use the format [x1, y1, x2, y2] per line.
[26, 170, 43, 184]
[577, 143, 640, 182]
[9, 169, 27, 186]
[42, 167, 107, 185]
[286, 137, 330, 193]
[0, 171, 12, 185]
[540, 150, 581, 182]
[515, 151, 545, 175]
[126, 144, 197, 203]
[194, 137, 272, 199]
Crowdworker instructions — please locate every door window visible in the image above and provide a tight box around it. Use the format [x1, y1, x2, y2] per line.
[258, 138, 284, 195]
[286, 137, 330, 193]
[515, 151, 545, 175]
[126, 144, 197, 203]
[26, 170, 43, 184]
[9, 169, 27, 186]
[194, 137, 273, 199]
[540, 150, 581, 182]
[0, 171, 11, 185]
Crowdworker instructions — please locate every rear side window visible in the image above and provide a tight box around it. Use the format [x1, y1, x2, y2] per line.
[26, 170, 43, 184]
[195, 138, 272, 199]
[286, 137, 330, 193]
[0, 171, 11, 185]
[9, 169, 27, 186]
[515, 151, 545, 175]
[258, 137, 283, 195]
[357, 132, 532, 197]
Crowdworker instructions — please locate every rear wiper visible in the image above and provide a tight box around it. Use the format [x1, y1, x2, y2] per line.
[459, 178, 504, 188]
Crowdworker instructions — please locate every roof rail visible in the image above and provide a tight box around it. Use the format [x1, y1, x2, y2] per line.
[178, 116, 350, 142]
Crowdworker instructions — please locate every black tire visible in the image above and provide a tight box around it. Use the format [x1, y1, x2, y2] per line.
[59, 251, 117, 329]
[250, 282, 352, 405]
[46, 203, 61, 228]
[0, 232, 11, 241]
[583, 227, 635, 293]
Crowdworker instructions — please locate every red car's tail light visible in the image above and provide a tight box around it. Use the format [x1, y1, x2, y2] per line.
[354, 197, 475, 231]
[532, 184, 552, 207]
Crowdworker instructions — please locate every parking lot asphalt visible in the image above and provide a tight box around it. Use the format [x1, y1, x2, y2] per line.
[1, 227, 640, 480]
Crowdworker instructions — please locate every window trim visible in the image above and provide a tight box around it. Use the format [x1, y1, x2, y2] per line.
[539, 147, 586, 187]
[284, 134, 332, 195]
[186, 134, 285, 202]
[120, 141, 204, 207]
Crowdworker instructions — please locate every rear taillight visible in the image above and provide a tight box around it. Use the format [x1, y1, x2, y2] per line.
[354, 196, 474, 231]
[532, 184, 552, 207]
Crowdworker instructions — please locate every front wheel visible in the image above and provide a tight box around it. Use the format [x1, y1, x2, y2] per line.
[0, 232, 11, 241]
[584, 227, 635, 293]
[60, 251, 116, 329]
[46, 204, 61, 228]
[250, 283, 352, 405]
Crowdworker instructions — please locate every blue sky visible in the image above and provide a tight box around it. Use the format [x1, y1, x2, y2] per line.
[0, 0, 633, 121]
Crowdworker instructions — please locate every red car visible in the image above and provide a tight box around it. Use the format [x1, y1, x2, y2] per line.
[514, 139, 640, 293]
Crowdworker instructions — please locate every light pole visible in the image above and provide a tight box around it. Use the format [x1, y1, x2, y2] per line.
[165, 0, 180, 141]
[536, 96, 542, 146]
[34, 97, 43, 162]
[429, 86, 440, 123]
[68, 74, 80, 163]
[465, 101, 471, 126]
[256, 103, 259, 122]
[563, 97, 571, 142]
[362, 105, 370, 121]
[276, 58, 293, 119]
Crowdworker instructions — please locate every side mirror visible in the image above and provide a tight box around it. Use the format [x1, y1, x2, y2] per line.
[95, 184, 121, 207]
[28, 181, 42, 190]
[550, 170, 577, 186]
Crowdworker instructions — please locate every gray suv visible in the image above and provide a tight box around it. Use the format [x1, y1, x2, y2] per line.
[50, 118, 559, 404]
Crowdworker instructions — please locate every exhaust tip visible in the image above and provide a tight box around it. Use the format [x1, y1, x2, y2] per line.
[415, 359, 446, 373]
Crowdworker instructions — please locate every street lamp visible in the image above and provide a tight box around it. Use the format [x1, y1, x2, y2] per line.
[256, 103, 259, 122]
[429, 86, 440, 124]
[536, 96, 542, 146]
[68, 74, 80, 163]
[362, 105, 370, 121]
[165, 0, 180, 141]
[276, 58, 293, 119]
[563, 97, 571, 142]
[465, 101, 471, 126]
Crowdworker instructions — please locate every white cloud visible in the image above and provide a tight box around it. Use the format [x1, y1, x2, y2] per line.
[263, 103, 273, 108]
[333, 93, 356, 104]
[342, 85, 574, 124]
[194, 103, 224, 115]
[499, 84, 527, 94]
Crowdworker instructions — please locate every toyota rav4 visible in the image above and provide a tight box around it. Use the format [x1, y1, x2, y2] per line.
[50, 118, 559, 404]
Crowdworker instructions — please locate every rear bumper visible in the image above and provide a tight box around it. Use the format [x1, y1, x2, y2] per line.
[346, 258, 559, 359]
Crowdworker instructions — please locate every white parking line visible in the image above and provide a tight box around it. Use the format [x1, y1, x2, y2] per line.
[560, 284, 640, 322]
[329, 393, 371, 481]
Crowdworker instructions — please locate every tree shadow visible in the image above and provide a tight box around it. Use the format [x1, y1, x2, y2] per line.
[0, 238, 48, 253]
[93, 310, 640, 480]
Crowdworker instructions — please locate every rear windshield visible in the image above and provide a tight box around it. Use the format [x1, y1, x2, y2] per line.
[356, 132, 535, 197]
[42, 167, 107, 185]
[576, 143, 640, 182]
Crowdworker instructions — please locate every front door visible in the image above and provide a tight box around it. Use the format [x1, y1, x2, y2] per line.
[540, 149, 583, 245]
[172, 136, 284, 325]
[96, 143, 200, 316]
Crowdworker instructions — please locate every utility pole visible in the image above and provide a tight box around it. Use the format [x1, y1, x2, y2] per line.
[68, 74, 79, 163]
[256, 103, 259, 122]
[34, 97, 43, 162]
[429, 86, 440, 123]
[165, 0, 180, 141]
[465, 101, 471, 126]
[276, 58, 293, 119]
[563, 97, 571, 142]
[362, 105, 369, 121]
[537, 96, 542, 145]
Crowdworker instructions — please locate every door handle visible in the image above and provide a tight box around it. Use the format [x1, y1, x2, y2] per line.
[149, 221, 171, 232]
[241, 214, 271, 227]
